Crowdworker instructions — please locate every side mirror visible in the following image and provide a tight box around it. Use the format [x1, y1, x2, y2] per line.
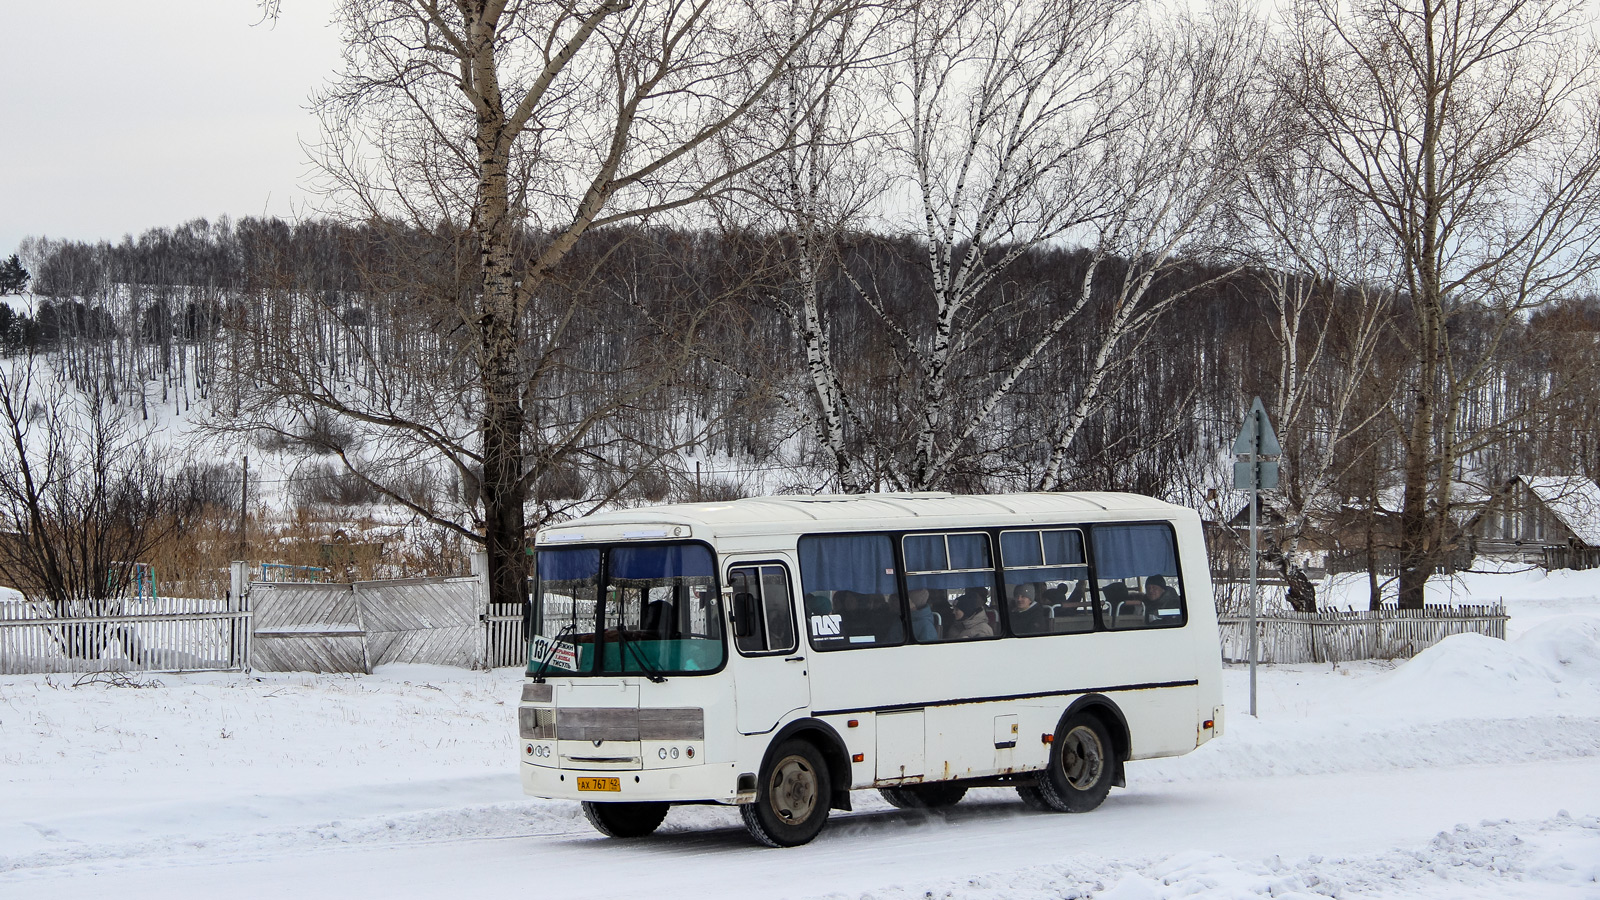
[731, 591, 758, 638]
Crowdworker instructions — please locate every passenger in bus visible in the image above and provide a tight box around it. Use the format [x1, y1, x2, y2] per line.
[908, 589, 940, 642]
[948, 589, 994, 639]
[867, 592, 905, 643]
[1065, 578, 1090, 608]
[1144, 575, 1179, 618]
[1102, 582, 1141, 628]
[833, 590, 868, 639]
[1010, 584, 1046, 635]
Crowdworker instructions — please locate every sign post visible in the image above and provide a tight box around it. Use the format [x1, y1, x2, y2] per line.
[1232, 397, 1280, 718]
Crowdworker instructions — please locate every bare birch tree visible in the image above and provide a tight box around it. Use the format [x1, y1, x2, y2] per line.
[1035, 4, 1273, 491]
[239, 0, 879, 605]
[744, 0, 1270, 494]
[863, 0, 1136, 491]
[710, 0, 895, 492]
[1284, 0, 1600, 607]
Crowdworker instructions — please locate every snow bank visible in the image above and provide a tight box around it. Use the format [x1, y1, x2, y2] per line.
[852, 814, 1600, 900]
[1355, 615, 1600, 717]
[1136, 614, 1600, 785]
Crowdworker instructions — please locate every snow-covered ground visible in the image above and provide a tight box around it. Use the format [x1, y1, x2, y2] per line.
[2, 570, 1597, 899]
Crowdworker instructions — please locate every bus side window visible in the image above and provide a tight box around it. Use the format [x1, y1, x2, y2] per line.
[760, 566, 797, 652]
[998, 528, 1091, 636]
[798, 534, 906, 650]
[730, 565, 798, 655]
[905, 532, 999, 642]
[1090, 524, 1185, 630]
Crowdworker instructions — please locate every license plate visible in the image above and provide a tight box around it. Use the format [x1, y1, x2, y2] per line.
[577, 777, 620, 792]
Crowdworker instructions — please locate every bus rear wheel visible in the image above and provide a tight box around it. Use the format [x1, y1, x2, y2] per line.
[582, 800, 669, 838]
[1027, 713, 1115, 813]
[879, 782, 967, 809]
[741, 739, 832, 847]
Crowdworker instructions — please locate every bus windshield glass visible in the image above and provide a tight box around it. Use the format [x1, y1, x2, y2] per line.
[530, 542, 723, 676]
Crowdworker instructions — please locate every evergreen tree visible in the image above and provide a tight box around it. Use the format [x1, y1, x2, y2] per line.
[0, 254, 29, 295]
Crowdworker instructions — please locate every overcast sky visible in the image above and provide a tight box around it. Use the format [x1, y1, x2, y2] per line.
[1, 0, 341, 258]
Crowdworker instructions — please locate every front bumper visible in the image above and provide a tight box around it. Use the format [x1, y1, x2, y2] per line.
[520, 758, 742, 803]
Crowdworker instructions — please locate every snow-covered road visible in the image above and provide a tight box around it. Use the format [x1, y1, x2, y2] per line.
[3, 578, 1598, 899]
[12, 760, 1597, 900]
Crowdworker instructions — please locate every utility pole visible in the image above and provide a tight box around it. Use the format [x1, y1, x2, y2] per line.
[1233, 397, 1281, 717]
[238, 455, 250, 558]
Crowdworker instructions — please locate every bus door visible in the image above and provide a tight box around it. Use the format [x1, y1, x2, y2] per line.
[726, 561, 810, 734]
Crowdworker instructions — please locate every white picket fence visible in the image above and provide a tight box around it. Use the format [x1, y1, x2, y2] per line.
[0, 595, 252, 675]
[0, 587, 1509, 674]
[486, 611, 526, 669]
[1217, 603, 1507, 664]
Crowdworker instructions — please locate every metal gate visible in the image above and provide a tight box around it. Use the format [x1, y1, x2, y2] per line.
[250, 581, 370, 673]
[250, 574, 486, 673]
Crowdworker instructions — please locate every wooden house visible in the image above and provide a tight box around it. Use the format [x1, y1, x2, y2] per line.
[1468, 475, 1600, 562]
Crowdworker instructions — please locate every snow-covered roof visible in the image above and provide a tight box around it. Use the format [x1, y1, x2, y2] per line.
[1519, 476, 1600, 545]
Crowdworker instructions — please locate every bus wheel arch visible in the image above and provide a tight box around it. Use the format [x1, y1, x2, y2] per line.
[742, 730, 838, 847]
[766, 718, 853, 812]
[1018, 695, 1128, 813]
[1063, 694, 1130, 787]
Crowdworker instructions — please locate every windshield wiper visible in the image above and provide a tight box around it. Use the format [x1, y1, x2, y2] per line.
[614, 625, 667, 683]
[530, 623, 576, 683]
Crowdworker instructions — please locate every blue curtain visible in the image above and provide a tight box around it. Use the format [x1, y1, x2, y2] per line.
[799, 534, 899, 595]
[537, 548, 599, 582]
[610, 544, 714, 580]
[1091, 525, 1177, 580]
[948, 533, 991, 569]
[1042, 530, 1085, 566]
[903, 534, 947, 572]
[1001, 531, 1044, 567]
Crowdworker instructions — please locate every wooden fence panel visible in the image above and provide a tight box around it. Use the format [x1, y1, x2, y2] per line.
[357, 576, 481, 668]
[0, 596, 250, 675]
[1219, 604, 1507, 664]
[486, 612, 526, 669]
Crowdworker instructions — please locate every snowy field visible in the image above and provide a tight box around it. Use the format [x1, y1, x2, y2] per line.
[2, 569, 1598, 899]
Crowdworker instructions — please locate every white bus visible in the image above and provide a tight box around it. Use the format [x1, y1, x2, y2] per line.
[518, 492, 1224, 846]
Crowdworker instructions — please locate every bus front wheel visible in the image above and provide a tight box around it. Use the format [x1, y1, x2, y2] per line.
[1024, 713, 1115, 813]
[741, 739, 832, 847]
[582, 800, 669, 838]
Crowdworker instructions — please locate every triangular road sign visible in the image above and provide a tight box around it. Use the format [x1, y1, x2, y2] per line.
[1232, 397, 1281, 457]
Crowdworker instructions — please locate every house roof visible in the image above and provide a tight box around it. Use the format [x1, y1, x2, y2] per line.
[1520, 476, 1600, 545]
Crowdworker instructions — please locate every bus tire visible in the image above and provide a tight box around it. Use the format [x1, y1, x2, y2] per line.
[879, 782, 967, 809]
[741, 739, 832, 847]
[582, 801, 669, 838]
[1014, 784, 1053, 811]
[1033, 713, 1115, 813]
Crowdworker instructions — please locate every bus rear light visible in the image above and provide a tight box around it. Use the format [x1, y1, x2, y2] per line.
[686, 747, 694, 758]
[852, 753, 864, 763]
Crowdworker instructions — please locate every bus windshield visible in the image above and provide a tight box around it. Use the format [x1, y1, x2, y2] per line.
[530, 542, 724, 677]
